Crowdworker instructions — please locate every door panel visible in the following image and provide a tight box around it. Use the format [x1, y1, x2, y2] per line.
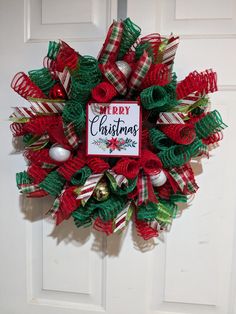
[0, 1, 236, 314]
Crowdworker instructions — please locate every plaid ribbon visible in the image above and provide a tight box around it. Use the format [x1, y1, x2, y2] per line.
[169, 164, 198, 194]
[127, 51, 152, 98]
[113, 201, 132, 233]
[137, 171, 158, 205]
[47, 197, 60, 217]
[101, 63, 127, 95]
[98, 20, 123, 64]
[75, 173, 104, 205]
[19, 183, 41, 194]
[63, 122, 80, 149]
[156, 112, 185, 125]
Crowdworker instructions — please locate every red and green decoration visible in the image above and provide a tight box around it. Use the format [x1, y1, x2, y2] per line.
[10, 18, 227, 240]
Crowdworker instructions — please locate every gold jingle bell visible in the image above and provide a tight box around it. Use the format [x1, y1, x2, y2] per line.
[93, 179, 110, 202]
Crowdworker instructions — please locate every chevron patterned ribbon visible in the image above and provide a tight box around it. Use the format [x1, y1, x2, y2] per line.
[76, 173, 104, 205]
[156, 112, 185, 124]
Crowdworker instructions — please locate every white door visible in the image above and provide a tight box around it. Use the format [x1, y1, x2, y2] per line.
[1, 1, 236, 314]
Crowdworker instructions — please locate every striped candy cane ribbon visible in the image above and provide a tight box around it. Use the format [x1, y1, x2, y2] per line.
[76, 173, 104, 205]
[10, 107, 35, 120]
[113, 201, 133, 233]
[29, 99, 65, 114]
[156, 112, 185, 125]
[57, 67, 72, 96]
[162, 34, 179, 69]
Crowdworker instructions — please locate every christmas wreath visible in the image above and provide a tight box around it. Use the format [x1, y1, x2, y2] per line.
[10, 18, 227, 240]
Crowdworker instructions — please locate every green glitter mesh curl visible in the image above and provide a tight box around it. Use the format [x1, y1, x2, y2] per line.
[39, 171, 66, 196]
[90, 195, 126, 221]
[195, 110, 227, 139]
[28, 68, 55, 95]
[156, 200, 178, 225]
[69, 56, 102, 105]
[62, 100, 85, 134]
[118, 18, 141, 59]
[47, 41, 60, 60]
[149, 128, 174, 151]
[137, 202, 159, 221]
[159, 138, 205, 168]
[16, 171, 32, 188]
[71, 166, 92, 186]
[140, 79, 178, 112]
[72, 201, 95, 228]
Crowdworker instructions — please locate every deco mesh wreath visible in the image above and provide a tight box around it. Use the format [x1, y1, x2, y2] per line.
[10, 18, 227, 240]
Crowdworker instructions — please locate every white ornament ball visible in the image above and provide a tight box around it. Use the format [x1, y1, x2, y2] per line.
[49, 144, 71, 162]
[115, 61, 132, 78]
[150, 170, 167, 187]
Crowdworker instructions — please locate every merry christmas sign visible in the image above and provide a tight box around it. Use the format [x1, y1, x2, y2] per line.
[87, 102, 141, 157]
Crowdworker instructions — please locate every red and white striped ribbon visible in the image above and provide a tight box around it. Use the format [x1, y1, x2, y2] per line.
[30, 100, 65, 114]
[156, 112, 184, 125]
[178, 92, 200, 106]
[107, 170, 128, 187]
[76, 173, 104, 204]
[162, 35, 179, 69]
[113, 201, 132, 233]
[57, 68, 71, 95]
[10, 107, 35, 119]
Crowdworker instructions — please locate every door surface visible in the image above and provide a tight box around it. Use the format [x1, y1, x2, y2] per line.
[1, 1, 236, 314]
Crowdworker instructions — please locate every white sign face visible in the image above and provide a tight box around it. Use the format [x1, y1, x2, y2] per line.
[87, 102, 141, 157]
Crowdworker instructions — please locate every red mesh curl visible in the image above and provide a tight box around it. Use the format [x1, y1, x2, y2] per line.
[113, 158, 140, 179]
[160, 124, 196, 145]
[11, 72, 46, 99]
[24, 149, 59, 166]
[176, 69, 217, 100]
[141, 149, 163, 174]
[27, 164, 49, 184]
[87, 158, 110, 173]
[55, 187, 80, 225]
[58, 156, 86, 180]
[202, 132, 223, 145]
[141, 63, 169, 89]
[10, 122, 26, 136]
[91, 82, 117, 103]
[93, 217, 113, 235]
[135, 214, 158, 240]
[55, 41, 79, 71]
